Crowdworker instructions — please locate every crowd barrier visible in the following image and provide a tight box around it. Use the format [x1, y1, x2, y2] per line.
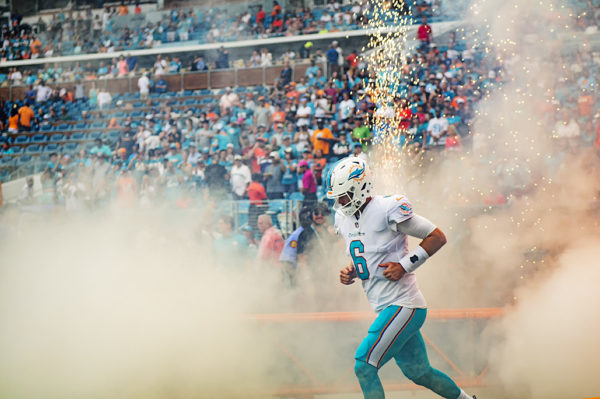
[240, 308, 502, 398]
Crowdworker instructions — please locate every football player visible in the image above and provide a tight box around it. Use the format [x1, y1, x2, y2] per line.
[326, 157, 475, 399]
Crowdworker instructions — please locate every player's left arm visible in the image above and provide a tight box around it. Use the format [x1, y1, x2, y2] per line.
[380, 214, 446, 281]
[380, 195, 447, 280]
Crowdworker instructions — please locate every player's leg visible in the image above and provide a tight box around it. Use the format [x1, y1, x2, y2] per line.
[354, 305, 424, 399]
[394, 329, 472, 399]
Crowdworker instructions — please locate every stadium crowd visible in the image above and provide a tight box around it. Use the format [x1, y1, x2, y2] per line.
[1, 1, 375, 62]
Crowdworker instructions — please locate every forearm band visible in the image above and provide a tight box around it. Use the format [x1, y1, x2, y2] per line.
[399, 245, 429, 273]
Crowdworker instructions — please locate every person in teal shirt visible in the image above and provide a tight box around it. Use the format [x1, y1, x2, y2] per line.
[212, 215, 251, 267]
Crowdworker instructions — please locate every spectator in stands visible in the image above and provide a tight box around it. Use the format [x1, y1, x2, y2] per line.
[263, 152, 285, 199]
[427, 110, 448, 147]
[230, 155, 251, 200]
[213, 215, 250, 263]
[220, 87, 240, 114]
[193, 55, 208, 71]
[255, 5, 266, 33]
[260, 47, 273, 66]
[298, 159, 317, 205]
[296, 97, 312, 128]
[257, 213, 284, 265]
[326, 42, 339, 78]
[353, 142, 368, 161]
[155, 74, 167, 93]
[117, 55, 129, 76]
[215, 46, 230, 69]
[35, 80, 52, 103]
[118, 1, 129, 15]
[332, 133, 352, 157]
[248, 50, 261, 67]
[280, 60, 293, 88]
[296, 201, 332, 267]
[7, 104, 19, 133]
[281, 148, 297, 194]
[352, 116, 372, 149]
[312, 118, 334, 158]
[417, 16, 433, 50]
[248, 173, 268, 236]
[138, 72, 150, 99]
[204, 152, 228, 198]
[18, 102, 34, 131]
[154, 55, 167, 76]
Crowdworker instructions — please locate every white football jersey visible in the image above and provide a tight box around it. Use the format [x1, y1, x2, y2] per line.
[335, 195, 427, 313]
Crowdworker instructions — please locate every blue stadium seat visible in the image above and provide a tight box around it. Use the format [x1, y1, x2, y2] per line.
[132, 102, 144, 108]
[70, 132, 85, 141]
[14, 136, 30, 144]
[56, 123, 70, 130]
[91, 121, 106, 129]
[50, 134, 66, 142]
[89, 131, 103, 140]
[25, 144, 42, 154]
[40, 124, 53, 131]
[107, 131, 121, 141]
[45, 143, 62, 153]
[0, 157, 14, 167]
[113, 111, 126, 118]
[31, 134, 48, 143]
[16, 155, 33, 166]
[64, 142, 80, 153]
[74, 122, 87, 130]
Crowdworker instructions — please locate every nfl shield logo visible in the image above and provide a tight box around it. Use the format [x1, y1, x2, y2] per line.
[355, 222, 359, 228]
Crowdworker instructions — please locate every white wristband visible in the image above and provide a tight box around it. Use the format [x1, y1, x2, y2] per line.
[399, 245, 429, 273]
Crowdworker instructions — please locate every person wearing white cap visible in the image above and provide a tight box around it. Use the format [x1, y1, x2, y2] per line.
[230, 154, 251, 200]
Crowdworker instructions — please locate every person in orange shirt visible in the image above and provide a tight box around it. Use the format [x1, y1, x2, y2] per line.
[118, 1, 129, 15]
[311, 118, 334, 156]
[18, 103, 35, 131]
[8, 105, 19, 133]
[30, 36, 42, 59]
[271, 104, 286, 130]
[117, 168, 136, 206]
[578, 88, 594, 117]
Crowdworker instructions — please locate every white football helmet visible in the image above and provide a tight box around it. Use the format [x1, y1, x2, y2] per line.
[326, 157, 373, 217]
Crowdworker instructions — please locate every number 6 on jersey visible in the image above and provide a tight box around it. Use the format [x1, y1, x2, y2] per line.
[350, 240, 369, 280]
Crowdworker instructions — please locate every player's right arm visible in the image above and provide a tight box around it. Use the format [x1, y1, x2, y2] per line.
[340, 263, 357, 285]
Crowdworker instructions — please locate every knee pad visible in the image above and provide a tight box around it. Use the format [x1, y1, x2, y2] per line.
[354, 360, 378, 381]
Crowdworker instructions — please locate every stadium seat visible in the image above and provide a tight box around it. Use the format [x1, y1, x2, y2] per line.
[89, 131, 103, 140]
[0, 157, 14, 167]
[44, 143, 62, 153]
[113, 111, 126, 118]
[40, 124, 53, 131]
[64, 142, 80, 153]
[70, 132, 85, 141]
[17, 155, 33, 165]
[14, 136, 30, 144]
[91, 121, 106, 129]
[31, 134, 47, 143]
[74, 122, 87, 130]
[56, 123, 70, 131]
[25, 144, 42, 154]
[50, 134, 66, 142]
